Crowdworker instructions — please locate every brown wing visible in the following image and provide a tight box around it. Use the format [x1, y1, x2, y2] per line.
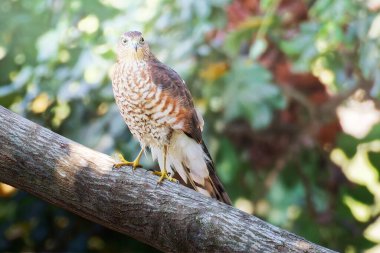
[148, 59, 203, 143]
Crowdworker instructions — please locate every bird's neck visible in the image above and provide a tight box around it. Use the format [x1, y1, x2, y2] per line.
[118, 51, 157, 64]
[118, 53, 158, 67]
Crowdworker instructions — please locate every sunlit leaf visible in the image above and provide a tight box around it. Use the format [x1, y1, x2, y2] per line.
[367, 151, 380, 176]
[344, 184, 375, 206]
[336, 133, 359, 158]
[30, 92, 51, 114]
[249, 38, 267, 60]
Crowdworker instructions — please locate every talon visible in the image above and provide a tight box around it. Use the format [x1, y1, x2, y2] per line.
[118, 153, 128, 163]
[113, 152, 143, 170]
[152, 170, 177, 184]
[152, 171, 161, 176]
[151, 146, 177, 184]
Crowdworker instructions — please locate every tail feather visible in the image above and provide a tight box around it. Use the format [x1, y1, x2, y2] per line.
[151, 132, 232, 205]
[201, 142, 232, 205]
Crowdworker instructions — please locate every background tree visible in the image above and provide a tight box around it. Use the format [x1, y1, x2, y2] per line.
[0, 0, 380, 252]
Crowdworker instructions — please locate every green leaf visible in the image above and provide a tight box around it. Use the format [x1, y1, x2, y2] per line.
[344, 184, 375, 205]
[224, 29, 253, 57]
[336, 133, 359, 158]
[367, 151, 380, 175]
[363, 123, 380, 142]
[217, 138, 240, 183]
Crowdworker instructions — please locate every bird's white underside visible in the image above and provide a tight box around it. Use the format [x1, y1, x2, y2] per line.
[150, 131, 211, 197]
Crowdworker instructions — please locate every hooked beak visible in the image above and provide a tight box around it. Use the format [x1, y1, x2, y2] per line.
[133, 44, 138, 52]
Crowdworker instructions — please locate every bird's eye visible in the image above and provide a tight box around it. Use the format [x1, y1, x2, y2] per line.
[139, 37, 144, 43]
[121, 38, 128, 45]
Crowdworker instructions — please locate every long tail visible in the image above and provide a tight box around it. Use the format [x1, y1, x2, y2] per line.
[152, 132, 232, 205]
[200, 142, 232, 205]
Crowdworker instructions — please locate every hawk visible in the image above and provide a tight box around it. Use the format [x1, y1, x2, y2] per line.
[111, 31, 231, 205]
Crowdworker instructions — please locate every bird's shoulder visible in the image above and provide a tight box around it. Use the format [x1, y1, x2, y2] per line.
[147, 59, 193, 106]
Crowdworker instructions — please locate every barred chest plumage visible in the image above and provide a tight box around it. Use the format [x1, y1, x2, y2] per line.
[112, 61, 173, 148]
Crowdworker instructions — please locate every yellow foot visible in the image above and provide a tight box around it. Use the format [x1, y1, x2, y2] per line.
[152, 171, 178, 184]
[113, 153, 142, 170]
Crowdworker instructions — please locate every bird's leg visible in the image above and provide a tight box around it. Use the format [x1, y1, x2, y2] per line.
[113, 148, 144, 170]
[152, 145, 177, 183]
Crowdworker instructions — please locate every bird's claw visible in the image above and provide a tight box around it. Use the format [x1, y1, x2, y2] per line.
[152, 171, 177, 184]
[113, 153, 142, 170]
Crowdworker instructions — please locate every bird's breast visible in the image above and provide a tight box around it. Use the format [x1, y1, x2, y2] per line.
[112, 62, 176, 147]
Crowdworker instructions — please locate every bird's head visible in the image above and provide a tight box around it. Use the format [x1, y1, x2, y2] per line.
[116, 31, 150, 61]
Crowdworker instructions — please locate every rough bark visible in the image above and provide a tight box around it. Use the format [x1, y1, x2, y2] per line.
[0, 105, 337, 253]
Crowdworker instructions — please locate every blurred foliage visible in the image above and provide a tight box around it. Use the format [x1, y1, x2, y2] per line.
[1, 0, 380, 252]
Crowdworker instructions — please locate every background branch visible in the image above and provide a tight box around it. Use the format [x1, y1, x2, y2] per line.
[0, 106, 337, 253]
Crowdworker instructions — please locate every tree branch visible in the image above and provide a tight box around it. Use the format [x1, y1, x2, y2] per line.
[0, 106, 337, 253]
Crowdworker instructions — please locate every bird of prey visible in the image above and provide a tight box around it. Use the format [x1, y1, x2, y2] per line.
[111, 31, 231, 205]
